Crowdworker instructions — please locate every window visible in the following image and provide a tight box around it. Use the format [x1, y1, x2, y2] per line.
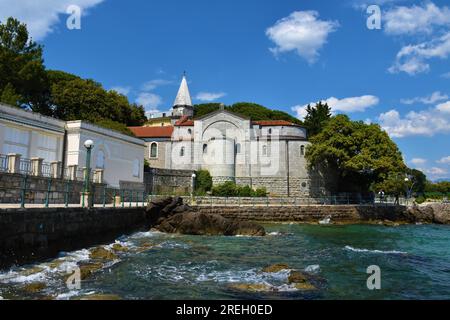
[150, 143, 158, 158]
[203, 144, 208, 154]
[188, 129, 192, 135]
[133, 159, 140, 177]
[268, 129, 272, 135]
[262, 145, 267, 156]
[236, 143, 241, 154]
[180, 147, 185, 157]
[96, 150, 105, 169]
[300, 145, 305, 156]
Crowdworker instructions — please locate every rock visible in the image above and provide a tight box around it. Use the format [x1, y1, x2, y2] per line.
[89, 247, 118, 261]
[382, 220, 400, 227]
[147, 197, 266, 237]
[20, 266, 45, 276]
[77, 262, 103, 280]
[135, 242, 155, 253]
[288, 271, 309, 284]
[79, 294, 121, 300]
[262, 264, 290, 273]
[23, 282, 46, 293]
[293, 282, 317, 291]
[46, 259, 65, 269]
[111, 244, 128, 253]
[229, 283, 274, 292]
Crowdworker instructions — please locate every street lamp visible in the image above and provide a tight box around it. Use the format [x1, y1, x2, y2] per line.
[82, 140, 94, 207]
[191, 173, 197, 204]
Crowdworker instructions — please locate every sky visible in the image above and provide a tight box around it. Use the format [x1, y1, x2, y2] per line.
[1, 0, 450, 181]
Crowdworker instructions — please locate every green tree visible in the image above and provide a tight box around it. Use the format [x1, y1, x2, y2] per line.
[0, 17, 50, 113]
[195, 170, 213, 195]
[406, 168, 427, 195]
[306, 115, 406, 193]
[303, 102, 332, 137]
[374, 172, 408, 197]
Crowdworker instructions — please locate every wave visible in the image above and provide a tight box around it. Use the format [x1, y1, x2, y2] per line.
[345, 246, 407, 255]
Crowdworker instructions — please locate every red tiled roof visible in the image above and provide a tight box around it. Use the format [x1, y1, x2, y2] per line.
[128, 126, 174, 138]
[175, 116, 194, 127]
[252, 120, 299, 127]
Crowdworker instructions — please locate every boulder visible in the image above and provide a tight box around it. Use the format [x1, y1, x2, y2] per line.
[77, 262, 103, 280]
[157, 212, 265, 236]
[262, 264, 290, 273]
[111, 244, 128, 253]
[23, 282, 46, 293]
[89, 247, 118, 261]
[288, 271, 308, 284]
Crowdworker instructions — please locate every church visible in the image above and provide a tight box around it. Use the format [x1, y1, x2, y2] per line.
[129, 76, 322, 197]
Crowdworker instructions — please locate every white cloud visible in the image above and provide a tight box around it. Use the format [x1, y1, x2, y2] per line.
[401, 91, 448, 105]
[292, 95, 379, 120]
[436, 101, 450, 113]
[437, 156, 450, 164]
[378, 102, 450, 138]
[141, 79, 173, 91]
[425, 167, 448, 179]
[442, 72, 450, 79]
[195, 92, 226, 102]
[410, 158, 427, 165]
[110, 86, 131, 96]
[384, 3, 450, 36]
[0, 0, 104, 41]
[266, 11, 339, 63]
[389, 32, 450, 75]
[136, 92, 163, 112]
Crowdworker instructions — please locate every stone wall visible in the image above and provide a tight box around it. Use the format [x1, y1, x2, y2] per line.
[194, 205, 408, 223]
[0, 206, 150, 269]
[0, 172, 111, 205]
[144, 168, 195, 195]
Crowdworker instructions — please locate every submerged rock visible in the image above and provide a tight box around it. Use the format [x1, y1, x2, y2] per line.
[147, 197, 266, 237]
[23, 282, 46, 293]
[78, 294, 121, 300]
[111, 244, 128, 253]
[288, 271, 308, 284]
[89, 247, 118, 261]
[77, 262, 103, 280]
[229, 283, 274, 292]
[262, 264, 290, 273]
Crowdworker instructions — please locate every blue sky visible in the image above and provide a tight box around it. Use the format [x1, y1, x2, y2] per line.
[2, 0, 450, 180]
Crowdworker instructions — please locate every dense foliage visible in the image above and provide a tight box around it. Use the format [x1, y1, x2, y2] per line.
[303, 102, 332, 137]
[195, 170, 213, 195]
[194, 102, 303, 125]
[306, 114, 406, 193]
[0, 18, 146, 130]
[211, 181, 267, 197]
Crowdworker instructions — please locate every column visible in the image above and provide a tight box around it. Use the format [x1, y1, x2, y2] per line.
[50, 161, 61, 179]
[68, 164, 78, 181]
[30, 158, 43, 176]
[7, 153, 21, 174]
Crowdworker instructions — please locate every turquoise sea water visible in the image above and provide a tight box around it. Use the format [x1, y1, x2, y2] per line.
[1, 223, 450, 300]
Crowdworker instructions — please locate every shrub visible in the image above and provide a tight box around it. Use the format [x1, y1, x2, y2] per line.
[211, 182, 268, 198]
[195, 170, 213, 195]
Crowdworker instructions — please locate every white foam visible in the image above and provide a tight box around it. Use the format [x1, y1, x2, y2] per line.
[305, 265, 321, 273]
[345, 246, 406, 255]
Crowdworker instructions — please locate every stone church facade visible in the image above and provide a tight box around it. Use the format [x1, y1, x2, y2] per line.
[129, 76, 323, 197]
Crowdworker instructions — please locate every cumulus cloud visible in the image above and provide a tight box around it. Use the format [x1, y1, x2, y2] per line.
[384, 2, 450, 36]
[389, 32, 450, 75]
[0, 0, 104, 41]
[378, 102, 450, 138]
[442, 72, 450, 79]
[410, 158, 427, 165]
[141, 79, 173, 91]
[195, 92, 226, 102]
[401, 91, 448, 105]
[292, 95, 379, 120]
[136, 92, 163, 112]
[110, 86, 131, 96]
[437, 156, 450, 164]
[266, 11, 339, 63]
[425, 167, 448, 179]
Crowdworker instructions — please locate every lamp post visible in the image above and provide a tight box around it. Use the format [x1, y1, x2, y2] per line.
[191, 173, 197, 205]
[82, 139, 94, 208]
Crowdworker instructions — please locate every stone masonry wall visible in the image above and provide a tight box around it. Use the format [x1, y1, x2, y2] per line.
[194, 205, 408, 223]
[144, 168, 195, 195]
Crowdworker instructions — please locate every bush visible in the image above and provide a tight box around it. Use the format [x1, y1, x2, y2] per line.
[415, 196, 426, 204]
[211, 182, 268, 197]
[195, 170, 213, 195]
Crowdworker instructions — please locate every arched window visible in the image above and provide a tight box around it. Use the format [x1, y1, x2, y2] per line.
[236, 143, 241, 154]
[203, 144, 208, 154]
[300, 145, 305, 156]
[150, 142, 158, 158]
[262, 145, 267, 156]
[96, 150, 105, 169]
[268, 128, 272, 135]
[180, 147, 185, 157]
[133, 159, 140, 177]
[188, 129, 192, 135]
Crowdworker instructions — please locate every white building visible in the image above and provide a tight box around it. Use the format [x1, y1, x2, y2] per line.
[0, 103, 145, 188]
[129, 76, 323, 197]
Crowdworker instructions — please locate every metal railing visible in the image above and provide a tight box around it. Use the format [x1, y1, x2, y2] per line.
[19, 158, 31, 175]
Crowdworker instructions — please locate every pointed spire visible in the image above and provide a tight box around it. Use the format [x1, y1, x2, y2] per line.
[173, 74, 192, 107]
